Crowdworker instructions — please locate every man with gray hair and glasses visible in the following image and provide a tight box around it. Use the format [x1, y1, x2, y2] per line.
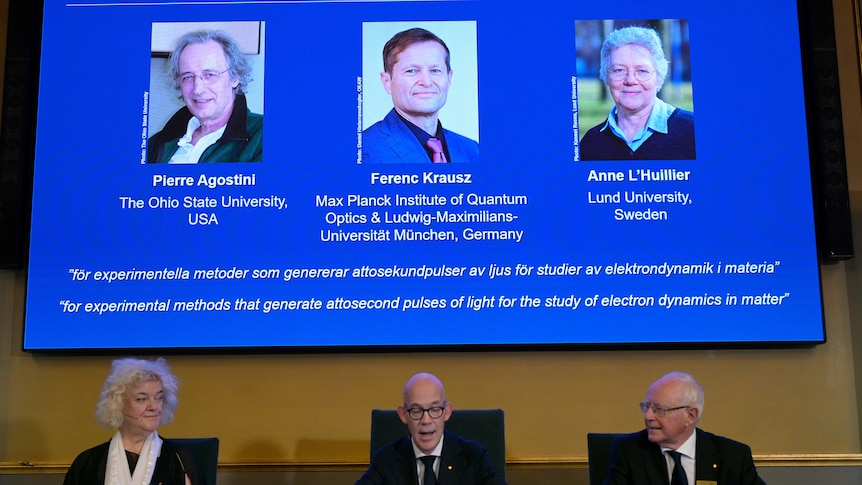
[355, 372, 505, 485]
[603, 371, 765, 485]
[148, 29, 263, 163]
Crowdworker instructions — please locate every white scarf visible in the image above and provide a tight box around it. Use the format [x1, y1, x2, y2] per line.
[105, 429, 163, 485]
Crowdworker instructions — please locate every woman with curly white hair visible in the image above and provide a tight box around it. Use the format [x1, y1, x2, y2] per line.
[64, 357, 205, 484]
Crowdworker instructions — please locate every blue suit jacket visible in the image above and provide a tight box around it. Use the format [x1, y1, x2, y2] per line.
[361, 109, 479, 164]
[355, 431, 506, 485]
[604, 428, 765, 485]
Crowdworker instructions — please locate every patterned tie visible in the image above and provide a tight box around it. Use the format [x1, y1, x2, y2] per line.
[420, 455, 437, 485]
[668, 450, 688, 485]
[426, 137, 447, 163]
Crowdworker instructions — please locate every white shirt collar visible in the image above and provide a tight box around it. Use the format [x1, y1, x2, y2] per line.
[661, 430, 696, 485]
[668, 429, 696, 458]
[412, 435, 445, 485]
[411, 433, 445, 458]
[168, 116, 227, 164]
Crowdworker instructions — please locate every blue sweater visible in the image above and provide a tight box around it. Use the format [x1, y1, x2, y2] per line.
[580, 108, 695, 160]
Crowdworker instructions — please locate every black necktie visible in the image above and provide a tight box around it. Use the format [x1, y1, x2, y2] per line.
[420, 455, 437, 485]
[668, 450, 688, 485]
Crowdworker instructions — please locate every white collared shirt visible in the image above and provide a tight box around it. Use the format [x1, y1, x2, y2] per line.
[662, 431, 696, 485]
[168, 117, 226, 164]
[412, 434, 445, 485]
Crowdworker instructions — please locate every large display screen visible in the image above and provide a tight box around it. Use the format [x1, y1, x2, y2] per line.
[22, 0, 826, 351]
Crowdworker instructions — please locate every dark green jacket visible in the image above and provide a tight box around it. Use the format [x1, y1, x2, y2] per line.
[148, 93, 263, 163]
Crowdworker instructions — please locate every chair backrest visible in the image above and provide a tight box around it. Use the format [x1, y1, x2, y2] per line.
[171, 437, 219, 485]
[587, 433, 624, 485]
[370, 409, 506, 481]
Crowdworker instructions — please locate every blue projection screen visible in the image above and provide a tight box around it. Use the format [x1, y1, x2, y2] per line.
[22, 0, 826, 351]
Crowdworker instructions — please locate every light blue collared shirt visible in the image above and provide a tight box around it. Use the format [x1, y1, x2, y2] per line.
[599, 97, 678, 152]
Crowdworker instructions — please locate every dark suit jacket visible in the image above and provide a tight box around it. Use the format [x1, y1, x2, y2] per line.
[63, 438, 205, 485]
[603, 428, 765, 485]
[355, 431, 506, 485]
[361, 109, 479, 164]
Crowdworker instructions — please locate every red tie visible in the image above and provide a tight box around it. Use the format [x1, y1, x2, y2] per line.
[426, 137, 447, 163]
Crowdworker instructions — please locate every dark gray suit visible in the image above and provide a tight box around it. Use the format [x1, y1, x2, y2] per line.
[355, 431, 505, 485]
[604, 428, 765, 485]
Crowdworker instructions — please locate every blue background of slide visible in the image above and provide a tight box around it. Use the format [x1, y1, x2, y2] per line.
[23, 0, 824, 350]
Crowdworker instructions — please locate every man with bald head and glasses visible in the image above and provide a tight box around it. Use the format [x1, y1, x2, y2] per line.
[603, 371, 765, 485]
[579, 25, 695, 160]
[148, 29, 263, 163]
[355, 372, 505, 485]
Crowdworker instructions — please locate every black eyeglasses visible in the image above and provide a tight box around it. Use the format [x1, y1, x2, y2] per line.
[639, 402, 689, 417]
[405, 404, 447, 420]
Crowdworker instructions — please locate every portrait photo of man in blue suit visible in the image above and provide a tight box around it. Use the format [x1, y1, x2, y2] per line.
[361, 25, 479, 164]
